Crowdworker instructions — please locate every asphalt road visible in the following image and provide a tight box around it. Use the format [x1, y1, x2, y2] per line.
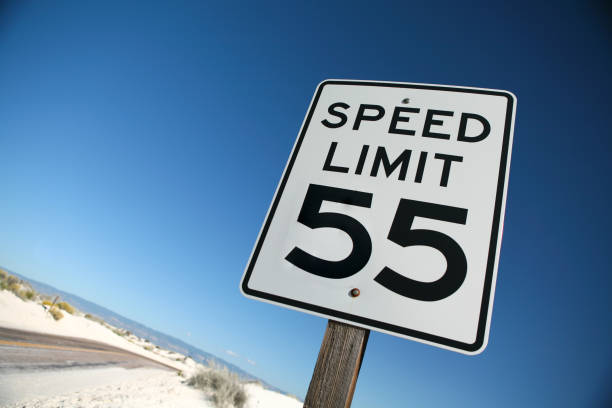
[0, 327, 175, 372]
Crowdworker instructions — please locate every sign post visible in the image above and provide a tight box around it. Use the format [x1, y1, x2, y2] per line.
[304, 321, 369, 408]
[241, 79, 516, 404]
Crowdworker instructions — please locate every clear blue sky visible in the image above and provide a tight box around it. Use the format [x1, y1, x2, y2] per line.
[1, 1, 611, 406]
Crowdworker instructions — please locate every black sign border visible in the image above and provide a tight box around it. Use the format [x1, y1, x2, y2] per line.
[241, 80, 515, 353]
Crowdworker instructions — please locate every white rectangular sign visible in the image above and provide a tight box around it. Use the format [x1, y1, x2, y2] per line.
[241, 80, 516, 354]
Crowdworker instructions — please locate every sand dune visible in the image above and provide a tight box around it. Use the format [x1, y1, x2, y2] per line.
[1, 367, 209, 408]
[0, 289, 302, 407]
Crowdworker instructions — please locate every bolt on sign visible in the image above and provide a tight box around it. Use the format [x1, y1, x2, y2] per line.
[241, 80, 516, 354]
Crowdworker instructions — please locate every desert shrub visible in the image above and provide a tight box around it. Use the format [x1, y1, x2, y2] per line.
[14, 289, 27, 300]
[144, 345, 154, 351]
[8, 283, 28, 300]
[84, 314, 105, 324]
[188, 367, 247, 408]
[57, 301, 75, 314]
[6, 275, 19, 286]
[43, 300, 53, 307]
[24, 290, 36, 300]
[0, 269, 7, 280]
[49, 308, 64, 321]
[7, 282, 20, 293]
[113, 328, 127, 337]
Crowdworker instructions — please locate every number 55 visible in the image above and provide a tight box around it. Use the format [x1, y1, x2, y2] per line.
[286, 184, 468, 301]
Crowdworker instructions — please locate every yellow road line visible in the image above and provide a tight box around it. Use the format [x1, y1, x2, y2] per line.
[0, 338, 180, 371]
[0, 338, 127, 355]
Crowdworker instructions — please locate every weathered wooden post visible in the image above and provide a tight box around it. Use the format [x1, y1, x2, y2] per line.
[304, 321, 369, 408]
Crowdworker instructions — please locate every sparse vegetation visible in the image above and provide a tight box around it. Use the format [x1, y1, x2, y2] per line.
[113, 328, 128, 337]
[7, 282, 20, 294]
[12, 288, 27, 300]
[0, 273, 79, 327]
[84, 313, 105, 324]
[0, 272, 39, 302]
[6, 275, 18, 286]
[188, 366, 247, 408]
[49, 307, 64, 321]
[57, 301, 75, 314]
[144, 345, 154, 351]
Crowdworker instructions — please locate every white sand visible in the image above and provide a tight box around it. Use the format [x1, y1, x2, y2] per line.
[244, 383, 303, 408]
[0, 290, 304, 407]
[0, 290, 192, 373]
[0, 370, 302, 408]
[1, 367, 211, 408]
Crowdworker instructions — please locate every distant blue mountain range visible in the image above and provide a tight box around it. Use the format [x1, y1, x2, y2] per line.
[4, 268, 285, 395]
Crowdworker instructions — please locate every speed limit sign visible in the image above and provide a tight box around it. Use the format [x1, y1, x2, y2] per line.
[241, 80, 516, 354]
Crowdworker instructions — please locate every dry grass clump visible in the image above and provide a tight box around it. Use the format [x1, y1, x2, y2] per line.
[23, 290, 36, 300]
[13, 287, 34, 301]
[6, 274, 18, 286]
[49, 307, 64, 321]
[188, 366, 247, 408]
[57, 301, 75, 314]
[3, 276, 20, 293]
[0, 272, 37, 301]
[84, 313, 105, 324]
[113, 328, 128, 337]
[7, 282, 20, 293]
